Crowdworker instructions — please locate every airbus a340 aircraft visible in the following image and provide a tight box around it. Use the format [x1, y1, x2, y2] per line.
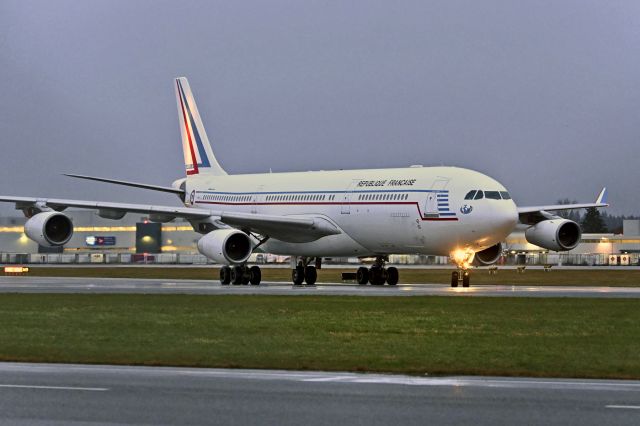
[1, 77, 608, 287]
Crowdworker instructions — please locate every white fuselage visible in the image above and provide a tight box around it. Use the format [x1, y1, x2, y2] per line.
[184, 166, 518, 258]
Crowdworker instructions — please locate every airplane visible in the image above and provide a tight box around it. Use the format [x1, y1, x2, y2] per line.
[0, 77, 609, 287]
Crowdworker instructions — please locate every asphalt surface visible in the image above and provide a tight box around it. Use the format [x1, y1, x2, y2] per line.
[0, 362, 638, 426]
[1, 276, 640, 297]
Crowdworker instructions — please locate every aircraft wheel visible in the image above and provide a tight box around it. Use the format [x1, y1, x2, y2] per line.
[386, 267, 399, 285]
[220, 266, 231, 285]
[356, 267, 369, 285]
[231, 266, 244, 285]
[369, 266, 384, 285]
[451, 271, 459, 288]
[462, 271, 470, 288]
[249, 266, 262, 285]
[292, 266, 304, 286]
[305, 266, 317, 285]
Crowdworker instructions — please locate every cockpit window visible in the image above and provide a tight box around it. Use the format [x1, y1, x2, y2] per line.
[464, 190, 477, 200]
[500, 191, 511, 200]
[485, 191, 501, 200]
[473, 190, 484, 200]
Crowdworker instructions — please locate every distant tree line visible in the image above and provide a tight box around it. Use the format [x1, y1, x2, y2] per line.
[555, 199, 638, 234]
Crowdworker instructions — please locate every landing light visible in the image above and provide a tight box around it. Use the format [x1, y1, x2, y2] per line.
[450, 248, 475, 269]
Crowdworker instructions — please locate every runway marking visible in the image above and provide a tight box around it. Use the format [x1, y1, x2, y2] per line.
[606, 405, 640, 410]
[0, 384, 108, 391]
[298, 376, 640, 390]
[1, 363, 640, 392]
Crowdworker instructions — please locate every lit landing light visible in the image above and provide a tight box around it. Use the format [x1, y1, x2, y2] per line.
[450, 248, 475, 269]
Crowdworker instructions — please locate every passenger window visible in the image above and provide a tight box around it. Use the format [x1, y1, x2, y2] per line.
[474, 190, 484, 200]
[485, 191, 501, 200]
[464, 190, 477, 200]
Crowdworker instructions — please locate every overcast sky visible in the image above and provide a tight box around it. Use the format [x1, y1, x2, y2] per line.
[1, 0, 639, 215]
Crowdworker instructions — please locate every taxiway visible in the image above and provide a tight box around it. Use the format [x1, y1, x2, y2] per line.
[0, 362, 638, 425]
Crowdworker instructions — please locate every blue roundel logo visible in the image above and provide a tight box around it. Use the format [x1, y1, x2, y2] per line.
[189, 190, 196, 205]
[460, 204, 473, 214]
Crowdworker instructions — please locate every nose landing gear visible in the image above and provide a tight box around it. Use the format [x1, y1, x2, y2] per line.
[450, 249, 475, 288]
[450, 269, 470, 288]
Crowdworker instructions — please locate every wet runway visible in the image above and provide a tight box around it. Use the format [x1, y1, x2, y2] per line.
[0, 362, 638, 425]
[1, 276, 640, 298]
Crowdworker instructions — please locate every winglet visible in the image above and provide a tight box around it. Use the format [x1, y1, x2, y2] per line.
[596, 187, 608, 205]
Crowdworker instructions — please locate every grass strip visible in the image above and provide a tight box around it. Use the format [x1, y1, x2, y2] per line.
[21, 267, 640, 286]
[0, 294, 638, 379]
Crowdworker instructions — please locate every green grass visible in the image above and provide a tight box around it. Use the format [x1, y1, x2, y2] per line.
[0, 294, 638, 379]
[22, 266, 640, 286]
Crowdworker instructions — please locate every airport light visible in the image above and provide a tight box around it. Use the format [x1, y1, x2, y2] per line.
[4, 266, 29, 275]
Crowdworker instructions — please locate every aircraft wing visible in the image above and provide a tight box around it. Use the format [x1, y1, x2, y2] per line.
[0, 196, 212, 220]
[0, 196, 340, 243]
[516, 188, 608, 225]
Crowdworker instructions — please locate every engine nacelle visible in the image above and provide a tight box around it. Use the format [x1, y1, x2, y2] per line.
[525, 219, 581, 251]
[24, 211, 74, 247]
[197, 229, 253, 264]
[473, 243, 503, 266]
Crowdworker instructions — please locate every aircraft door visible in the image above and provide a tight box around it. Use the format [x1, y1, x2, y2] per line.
[424, 193, 439, 216]
[423, 177, 450, 218]
[341, 179, 360, 214]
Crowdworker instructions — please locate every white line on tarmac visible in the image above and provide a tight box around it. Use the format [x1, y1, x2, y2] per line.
[606, 405, 640, 409]
[2, 363, 639, 392]
[0, 384, 108, 391]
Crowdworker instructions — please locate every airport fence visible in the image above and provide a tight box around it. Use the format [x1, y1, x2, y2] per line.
[0, 252, 637, 266]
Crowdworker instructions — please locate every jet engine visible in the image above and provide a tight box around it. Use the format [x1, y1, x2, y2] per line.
[525, 219, 581, 251]
[197, 229, 253, 264]
[473, 243, 503, 266]
[24, 212, 74, 247]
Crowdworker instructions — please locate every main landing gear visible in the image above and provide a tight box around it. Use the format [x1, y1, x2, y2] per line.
[291, 257, 320, 286]
[219, 265, 262, 286]
[355, 256, 399, 286]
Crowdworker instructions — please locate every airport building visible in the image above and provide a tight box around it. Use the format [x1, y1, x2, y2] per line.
[0, 211, 639, 266]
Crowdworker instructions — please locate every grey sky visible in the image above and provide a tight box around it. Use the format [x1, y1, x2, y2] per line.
[1, 0, 639, 215]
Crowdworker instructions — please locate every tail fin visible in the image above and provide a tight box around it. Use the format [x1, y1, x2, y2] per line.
[175, 77, 227, 176]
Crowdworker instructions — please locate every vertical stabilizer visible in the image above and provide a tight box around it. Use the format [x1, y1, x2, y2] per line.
[175, 77, 227, 176]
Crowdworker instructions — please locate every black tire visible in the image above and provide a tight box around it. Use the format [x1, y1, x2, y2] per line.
[231, 265, 244, 285]
[462, 271, 470, 288]
[451, 271, 459, 288]
[356, 267, 369, 285]
[249, 266, 261, 285]
[220, 266, 231, 285]
[305, 266, 317, 285]
[369, 266, 384, 285]
[386, 267, 399, 285]
[292, 266, 304, 286]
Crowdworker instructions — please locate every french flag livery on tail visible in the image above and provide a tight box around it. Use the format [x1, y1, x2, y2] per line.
[0, 76, 609, 287]
[175, 77, 226, 176]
